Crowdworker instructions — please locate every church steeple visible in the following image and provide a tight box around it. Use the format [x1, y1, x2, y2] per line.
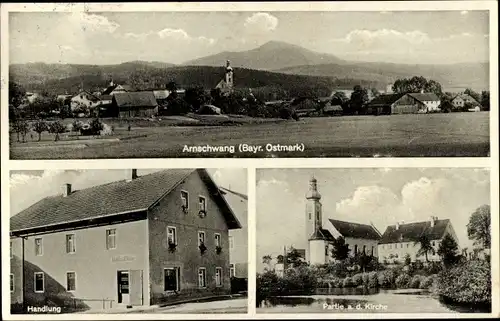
[305, 176, 327, 265]
[225, 60, 233, 92]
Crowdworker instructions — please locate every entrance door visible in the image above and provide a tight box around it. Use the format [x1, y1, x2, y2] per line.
[164, 268, 180, 292]
[129, 270, 143, 306]
[117, 271, 130, 305]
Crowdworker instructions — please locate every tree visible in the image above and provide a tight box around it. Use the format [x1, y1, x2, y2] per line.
[392, 76, 443, 97]
[415, 233, 435, 262]
[48, 121, 66, 141]
[12, 120, 30, 143]
[437, 234, 460, 267]
[467, 204, 491, 249]
[464, 88, 481, 103]
[184, 86, 211, 111]
[331, 91, 348, 105]
[9, 81, 26, 107]
[286, 247, 306, 268]
[330, 236, 350, 261]
[166, 81, 178, 92]
[32, 119, 48, 141]
[480, 91, 490, 111]
[72, 119, 83, 136]
[349, 85, 369, 114]
[276, 255, 284, 264]
[262, 255, 273, 270]
[370, 88, 381, 98]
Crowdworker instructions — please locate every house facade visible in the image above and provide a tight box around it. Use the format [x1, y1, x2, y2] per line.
[10, 169, 241, 312]
[111, 92, 158, 118]
[70, 91, 101, 112]
[451, 93, 481, 110]
[391, 93, 441, 114]
[304, 177, 381, 265]
[219, 187, 248, 279]
[377, 217, 459, 263]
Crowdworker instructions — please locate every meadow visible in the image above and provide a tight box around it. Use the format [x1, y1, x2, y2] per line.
[10, 112, 489, 159]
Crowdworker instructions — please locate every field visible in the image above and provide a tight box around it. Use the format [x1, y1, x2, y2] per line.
[10, 113, 490, 159]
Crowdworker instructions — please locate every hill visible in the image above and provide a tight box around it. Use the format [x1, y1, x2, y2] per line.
[276, 62, 489, 92]
[184, 40, 345, 70]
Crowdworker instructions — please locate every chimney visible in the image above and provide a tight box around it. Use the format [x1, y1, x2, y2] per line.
[62, 183, 72, 197]
[395, 222, 400, 230]
[430, 216, 437, 227]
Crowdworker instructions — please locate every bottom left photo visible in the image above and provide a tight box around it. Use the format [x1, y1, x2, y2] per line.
[9, 168, 248, 314]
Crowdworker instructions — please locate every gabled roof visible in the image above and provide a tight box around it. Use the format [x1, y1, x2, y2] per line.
[72, 91, 100, 102]
[309, 228, 335, 241]
[379, 219, 450, 244]
[329, 219, 381, 240]
[407, 92, 440, 103]
[114, 92, 158, 108]
[452, 93, 480, 105]
[10, 169, 241, 235]
[367, 93, 405, 107]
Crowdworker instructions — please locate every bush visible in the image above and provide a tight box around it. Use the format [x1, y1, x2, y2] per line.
[437, 260, 491, 304]
[352, 273, 364, 286]
[367, 272, 378, 288]
[323, 261, 349, 278]
[409, 275, 422, 289]
[342, 276, 354, 288]
[377, 272, 390, 288]
[420, 275, 436, 289]
[48, 121, 66, 141]
[395, 273, 411, 289]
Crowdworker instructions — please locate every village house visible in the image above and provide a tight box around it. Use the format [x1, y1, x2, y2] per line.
[451, 93, 481, 110]
[304, 177, 381, 265]
[101, 80, 134, 96]
[219, 187, 248, 280]
[111, 92, 158, 118]
[366, 92, 441, 115]
[70, 91, 101, 112]
[10, 169, 242, 312]
[377, 217, 459, 263]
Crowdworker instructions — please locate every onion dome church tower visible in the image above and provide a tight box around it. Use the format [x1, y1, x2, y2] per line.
[215, 60, 234, 95]
[305, 177, 330, 265]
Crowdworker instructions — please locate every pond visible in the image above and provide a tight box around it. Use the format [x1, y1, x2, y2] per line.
[257, 288, 491, 314]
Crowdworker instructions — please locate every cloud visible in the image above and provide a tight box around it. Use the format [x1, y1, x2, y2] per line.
[69, 12, 119, 33]
[123, 28, 215, 46]
[342, 29, 431, 47]
[244, 12, 278, 34]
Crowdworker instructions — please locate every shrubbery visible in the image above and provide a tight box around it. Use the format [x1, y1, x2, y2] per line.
[352, 273, 363, 286]
[419, 275, 436, 289]
[437, 260, 491, 304]
[395, 273, 411, 289]
[342, 276, 354, 288]
[409, 275, 422, 289]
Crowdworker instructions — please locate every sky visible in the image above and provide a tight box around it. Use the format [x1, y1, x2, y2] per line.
[9, 168, 247, 216]
[256, 168, 490, 271]
[9, 10, 489, 65]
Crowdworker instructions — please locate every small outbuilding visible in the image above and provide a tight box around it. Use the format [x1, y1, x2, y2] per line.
[112, 92, 158, 118]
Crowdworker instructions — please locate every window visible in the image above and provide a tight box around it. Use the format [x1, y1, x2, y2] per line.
[308, 212, 311, 220]
[432, 241, 435, 246]
[230, 264, 235, 278]
[199, 196, 206, 212]
[10, 274, 14, 293]
[164, 268, 180, 291]
[10, 241, 13, 258]
[215, 234, 221, 247]
[354, 245, 358, 254]
[316, 212, 320, 221]
[229, 236, 234, 249]
[34, 272, 45, 293]
[371, 246, 374, 256]
[167, 227, 177, 245]
[66, 272, 76, 291]
[325, 245, 328, 256]
[66, 234, 75, 253]
[198, 231, 206, 246]
[406, 243, 409, 248]
[35, 238, 43, 256]
[389, 244, 392, 249]
[106, 229, 116, 250]
[215, 267, 223, 287]
[181, 191, 189, 209]
[363, 245, 366, 254]
[198, 268, 206, 288]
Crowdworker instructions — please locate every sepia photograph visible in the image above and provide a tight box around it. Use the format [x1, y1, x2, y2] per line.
[9, 168, 248, 314]
[256, 168, 492, 313]
[7, 9, 491, 159]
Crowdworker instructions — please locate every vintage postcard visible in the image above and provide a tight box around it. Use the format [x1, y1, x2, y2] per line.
[1, 1, 498, 320]
[256, 167, 494, 315]
[8, 168, 248, 315]
[3, 3, 495, 159]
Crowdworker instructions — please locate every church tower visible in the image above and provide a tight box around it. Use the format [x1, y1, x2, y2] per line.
[225, 60, 234, 92]
[305, 177, 327, 265]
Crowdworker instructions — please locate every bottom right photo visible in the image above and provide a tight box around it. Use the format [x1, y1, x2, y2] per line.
[256, 167, 491, 314]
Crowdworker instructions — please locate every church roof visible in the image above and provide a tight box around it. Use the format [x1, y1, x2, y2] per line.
[329, 219, 381, 240]
[309, 228, 335, 241]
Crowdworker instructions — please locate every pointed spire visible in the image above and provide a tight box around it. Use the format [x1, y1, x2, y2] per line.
[306, 176, 321, 200]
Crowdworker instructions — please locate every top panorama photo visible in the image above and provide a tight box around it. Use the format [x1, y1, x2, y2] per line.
[7, 10, 491, 159]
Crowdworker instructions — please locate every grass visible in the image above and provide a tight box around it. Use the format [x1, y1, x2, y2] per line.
[10, 112, 489, 159]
